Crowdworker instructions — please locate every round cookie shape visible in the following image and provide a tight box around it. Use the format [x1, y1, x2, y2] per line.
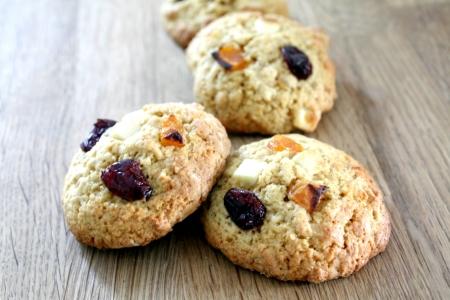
[187, 12, 337, 134]
[202, 134, 390, 282]
[63, 103, 231, 249]
[161, 0, 289, 48]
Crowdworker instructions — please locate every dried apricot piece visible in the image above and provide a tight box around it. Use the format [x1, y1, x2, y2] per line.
[160, 114, 184, 148]
[212, 44, 249, 71]
[268, 135, 303, 153]
[160, 130, 184, 147]
[162, 114, 182, 130]
[287, 181, 327, 213]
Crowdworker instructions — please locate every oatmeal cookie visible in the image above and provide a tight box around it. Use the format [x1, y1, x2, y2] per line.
[63, 103, 231, 249]
[202, 134, 390, 282]
[187, 12, 337, 134]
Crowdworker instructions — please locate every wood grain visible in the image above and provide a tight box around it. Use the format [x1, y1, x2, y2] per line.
[0, 0, 449, 299]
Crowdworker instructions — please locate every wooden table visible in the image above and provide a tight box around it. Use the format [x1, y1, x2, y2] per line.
[1, 0, 449, 299]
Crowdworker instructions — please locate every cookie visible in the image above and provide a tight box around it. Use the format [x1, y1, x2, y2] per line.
[187, 12, 337, 134]
[161, 0, 289, 48]
[63, 103, 231, 249]
[202, 134, 390, 282]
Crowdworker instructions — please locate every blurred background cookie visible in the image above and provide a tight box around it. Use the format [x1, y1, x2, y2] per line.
[161, 0, 289, 48]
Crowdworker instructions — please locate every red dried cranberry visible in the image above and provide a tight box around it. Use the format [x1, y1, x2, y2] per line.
[80, 119, 116, 152]
[101, 159, 152, 201]
[224, 188, 266, 230]
[281, 45, 313, 80]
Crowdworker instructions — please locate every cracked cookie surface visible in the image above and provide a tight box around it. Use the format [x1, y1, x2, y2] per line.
[202, 134, 390, 282]
[63, 103, 231, 249]
[187, 12, 337, 134]
[161, 0, 288, 48]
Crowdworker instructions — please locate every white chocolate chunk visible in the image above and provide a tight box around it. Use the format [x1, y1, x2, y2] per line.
[109, 110, 147, 140]
[293, 107, 319, 132]
[254, 18, 280, 34]
[294, 151, 321, 179]
[123, 131, 142, 146]
[232, 159, 267, 185]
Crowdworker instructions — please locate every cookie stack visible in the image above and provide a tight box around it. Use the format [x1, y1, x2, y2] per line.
[62, 1, 391, 284]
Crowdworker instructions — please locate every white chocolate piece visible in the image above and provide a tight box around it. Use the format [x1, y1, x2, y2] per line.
[109, 110, 147, 140]
[232, 159, 268, 185]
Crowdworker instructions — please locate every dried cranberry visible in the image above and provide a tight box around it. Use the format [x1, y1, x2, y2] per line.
[224, 188, 266, 230]
[101, 159, 153, 201]
[80, 119, 116, 152]
[281, 45, 313, 80]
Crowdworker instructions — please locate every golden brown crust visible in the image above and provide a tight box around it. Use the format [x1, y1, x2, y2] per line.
[202, 134, 390, 282]
[63, 103, 231, 249]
